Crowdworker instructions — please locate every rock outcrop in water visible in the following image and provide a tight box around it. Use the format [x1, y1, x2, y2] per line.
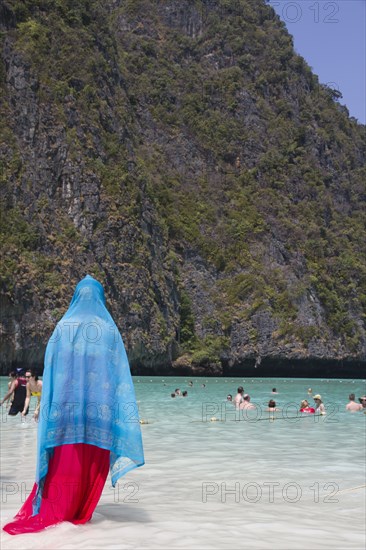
[0, 0, 365, 377]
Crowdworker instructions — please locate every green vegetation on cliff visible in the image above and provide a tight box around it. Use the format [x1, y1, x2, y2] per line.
[0, 0, 365, 372]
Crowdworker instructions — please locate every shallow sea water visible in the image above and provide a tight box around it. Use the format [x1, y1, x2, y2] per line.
[1, 376, 365, 549]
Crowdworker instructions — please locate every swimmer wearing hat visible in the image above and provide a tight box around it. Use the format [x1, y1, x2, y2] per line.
[313, 394, 326, 415]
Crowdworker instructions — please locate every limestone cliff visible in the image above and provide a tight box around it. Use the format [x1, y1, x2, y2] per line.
[1, 0, 365, 377]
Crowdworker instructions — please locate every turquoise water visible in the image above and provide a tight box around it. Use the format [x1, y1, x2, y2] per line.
[133, 375, 366, 423]
[1, 376, 365, 550]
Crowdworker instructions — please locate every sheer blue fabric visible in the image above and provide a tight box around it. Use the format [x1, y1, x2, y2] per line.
[34, 275, 144, 513]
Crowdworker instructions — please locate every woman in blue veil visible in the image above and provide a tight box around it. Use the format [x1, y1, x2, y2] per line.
[4, 275, 144, 534]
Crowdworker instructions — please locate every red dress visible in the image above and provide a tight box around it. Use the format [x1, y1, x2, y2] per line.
[3, 443, 109, 535]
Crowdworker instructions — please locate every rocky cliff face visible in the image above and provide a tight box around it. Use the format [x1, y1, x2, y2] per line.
[1, 0, 365, 377]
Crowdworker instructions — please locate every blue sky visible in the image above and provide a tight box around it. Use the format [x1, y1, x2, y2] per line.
[268, 0, 366, 124]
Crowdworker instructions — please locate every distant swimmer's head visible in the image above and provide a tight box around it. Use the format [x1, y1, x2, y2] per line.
[349, 393, 356, 401]
[268, 399, 276, 408]
[237, 386, 244, 394]
[300, 400, 309, 409]
[227, 394, 233, 401]
[243, 394, 250, 401]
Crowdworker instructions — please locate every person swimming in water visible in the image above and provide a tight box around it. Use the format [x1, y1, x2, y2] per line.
[240, 394, 255, 410]
[345, 393, 362, 412]
[267, 399, 280, 412]
[313, 394, 326, 415]
[358, 396, 366, 409]
[299, 399, 315, 414]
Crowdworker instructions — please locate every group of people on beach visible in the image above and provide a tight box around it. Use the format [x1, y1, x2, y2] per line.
[0, 368, 42, 419]
[225, 385, 366, 415]
[227, 386, 284, 413]
[2, 374, 365, 419]
[169, 380, 207, 397]
[171, 388, 188, 397]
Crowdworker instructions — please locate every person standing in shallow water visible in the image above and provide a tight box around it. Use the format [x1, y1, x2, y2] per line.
[313, 394, 326, 415]
[3, 275, 144, 535]
[22, 369, 43, 421]
[234, 386, 244, 408]
[240, 394, 255, 410]
[299, 400, 315, 414]
[0, 370, 29, 416]
[2, 371, 16, 410]
[267, 400, 280, 412]
[345, 394, 363, 412]
[358, 396, 366, 409]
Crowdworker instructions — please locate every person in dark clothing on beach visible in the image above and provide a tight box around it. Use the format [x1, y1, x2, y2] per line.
[2, 371, 17, 410]
[0, 370, 29, 416]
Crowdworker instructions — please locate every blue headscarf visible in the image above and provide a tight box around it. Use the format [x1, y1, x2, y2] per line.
[34, 275, 144, 513]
